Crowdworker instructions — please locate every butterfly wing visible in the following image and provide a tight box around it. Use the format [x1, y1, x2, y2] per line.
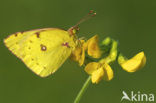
[4, 28, 76, 77]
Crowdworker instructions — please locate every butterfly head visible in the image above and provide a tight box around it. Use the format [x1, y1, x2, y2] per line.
[68, 26, 79, 36]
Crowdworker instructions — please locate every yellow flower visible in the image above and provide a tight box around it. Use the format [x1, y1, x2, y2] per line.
[70, 35, 101, 66]
[86, 35, 101, 58]
[70, 40, 86, 66]
[84, 62, 113, 84]
[118, 51, 146, 72]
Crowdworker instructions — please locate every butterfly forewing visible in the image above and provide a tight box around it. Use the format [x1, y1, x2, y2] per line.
[4, 28, 76, 77]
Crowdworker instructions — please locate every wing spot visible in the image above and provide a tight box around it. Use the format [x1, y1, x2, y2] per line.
[43, 66, 46, 69]
[35, 30, 46, 38]
[62, 42, 70, 48]
[14, 31, 23, 37]
[31, 58, 34, 61]
[28, 47, 31, 49]
[36, 32, 40, 38]
[40, 44, 47, 51]
[29, 40, 33, 43]
[21, 31, 24, 34]
[14, 33, 18, 37]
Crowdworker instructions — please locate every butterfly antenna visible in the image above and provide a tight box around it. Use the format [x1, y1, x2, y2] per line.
[68, 10, 96, 35]
[73, 10, 96, 28]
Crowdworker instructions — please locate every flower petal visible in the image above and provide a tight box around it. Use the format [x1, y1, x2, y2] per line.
[85, 62, 99, 75]
[70, 47, 82, 61]
[140, 53, 146, 68]
[91, 67, 104, 84]
[120, 52, 146, 72]
[70, 40, 86, 66]
[87, 35, 101, 58]
[79, 48, 85, 66]
[103, 63, 114, 81]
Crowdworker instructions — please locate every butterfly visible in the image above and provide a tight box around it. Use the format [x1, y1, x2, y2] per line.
[3, 10, 96, 77]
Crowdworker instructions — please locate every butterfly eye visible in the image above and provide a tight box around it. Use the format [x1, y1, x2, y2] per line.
[40, 44, 47, 51]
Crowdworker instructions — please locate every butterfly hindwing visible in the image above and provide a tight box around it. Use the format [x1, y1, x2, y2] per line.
[4, 28, 76, 77]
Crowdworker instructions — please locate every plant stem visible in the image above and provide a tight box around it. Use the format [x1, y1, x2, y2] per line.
[74, 76, 91, 103]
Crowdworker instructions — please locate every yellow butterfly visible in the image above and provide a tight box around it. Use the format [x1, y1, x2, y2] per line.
[3, 10, 96, 77]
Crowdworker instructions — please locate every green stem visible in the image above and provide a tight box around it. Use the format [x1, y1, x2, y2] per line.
[74, 76, 91, 103]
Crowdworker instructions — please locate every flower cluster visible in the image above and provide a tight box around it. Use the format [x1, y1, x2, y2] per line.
[71, 35, 146, 84]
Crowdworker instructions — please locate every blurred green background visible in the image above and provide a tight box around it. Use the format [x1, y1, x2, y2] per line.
[0, 0, 155, 103]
